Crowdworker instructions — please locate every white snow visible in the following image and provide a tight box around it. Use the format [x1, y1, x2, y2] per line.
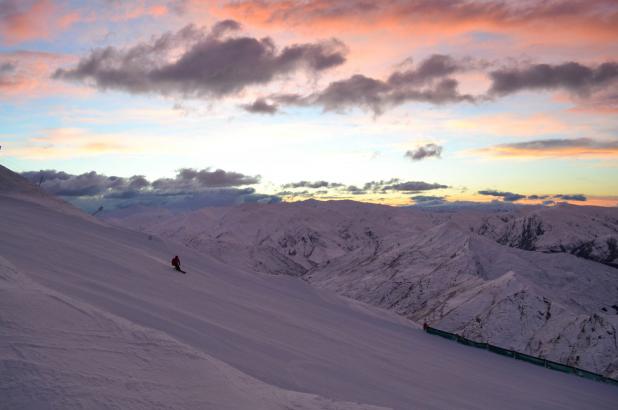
[107, 199, 618, 379]
[2, 167, 618, 409]
[473, 203, 618, 266]
[0, 256, 387, 410]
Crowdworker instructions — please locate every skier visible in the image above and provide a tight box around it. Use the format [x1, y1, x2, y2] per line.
[171, 255, 186, 274]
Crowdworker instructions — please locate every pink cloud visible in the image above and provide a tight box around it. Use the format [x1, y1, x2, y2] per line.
[0, 50, 87, 99]
[0, 0, 80, 44]
[111, 2, 170, 21]
[217, 0, 618, 48]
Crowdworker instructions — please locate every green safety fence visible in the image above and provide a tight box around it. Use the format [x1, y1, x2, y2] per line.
[423, 326, 618, 387]
[514, 351, 545, 367]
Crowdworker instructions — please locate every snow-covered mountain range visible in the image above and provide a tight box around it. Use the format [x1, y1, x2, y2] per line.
[2, 164, 617, 409]
[105, 199, 618, 379]
[474, 204, 618, 267]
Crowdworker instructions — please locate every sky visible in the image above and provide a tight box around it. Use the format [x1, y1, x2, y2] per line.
[1, 0, 617, 210]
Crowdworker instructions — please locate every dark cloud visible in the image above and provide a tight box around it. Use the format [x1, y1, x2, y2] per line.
[20, 170, 120, 197]
[249, 58, 618, 114]
[363, 178, 400, 192]
[384, 181, 448, 192]
[316, 74, 391, 113]
[21, 168, 272, 212]
[28, 171, 148, 197]
[282, 180, 344, 189]
[405, 143, 443, 161]
[479, 190, 587, 203]
[260, 54, 475, 114]
[241, 98, 278, 114]
[499, 138, 618, 150]
[478, 189, 525, 202]
[343, 185, 366, 195]
[410, 195, 447, 206]
[53, 22, 347, 99]
[21, 167, 260, 198]
[526, 194, 549, 200]
[478, 137, 618, 158]
[489, 61, 618, 96]
[278, 178, 446, 196]
[316, 71, 473, 114]
[276, 190, 316, 198]
[152, 168, 260, 191]
[388, 55, 464, 86]
[554, 194, 587, 201]
[412, 195, 445, 202]
[21, 169, 71, 183]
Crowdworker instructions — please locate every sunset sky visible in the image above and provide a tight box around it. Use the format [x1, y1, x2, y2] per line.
[1, 0, 617, 209]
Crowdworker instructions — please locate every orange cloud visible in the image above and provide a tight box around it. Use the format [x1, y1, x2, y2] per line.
[473, 138, 618, 159]
[3, 127, 184, 160]
[448, 113, 571, 138]
[6, 128, 135, 159]
[0, 0, 79, 44]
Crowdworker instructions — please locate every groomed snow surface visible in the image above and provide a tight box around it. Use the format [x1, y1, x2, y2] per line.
[1, 177, 617, 408]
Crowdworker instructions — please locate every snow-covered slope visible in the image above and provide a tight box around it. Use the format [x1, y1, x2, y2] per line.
[0, 256, 384, 410]
[3, 172, 618, 408]
[107, 200, 618, 379]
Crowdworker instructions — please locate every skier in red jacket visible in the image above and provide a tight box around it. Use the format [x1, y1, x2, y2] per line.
[171, 255, 185, 274]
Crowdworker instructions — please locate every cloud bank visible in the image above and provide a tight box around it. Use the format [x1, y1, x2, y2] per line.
[21, 167, 272, 211]
[476, 138, 618, 159]
[489, 61, 618, 96]
[277, 177, 448, 198]
[282, 180, 344, 189]
[265, 54, 474, 114]
[252, 57, 617, 115]
[478, 189, 525, 202]
[478, 189, 587, 203]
